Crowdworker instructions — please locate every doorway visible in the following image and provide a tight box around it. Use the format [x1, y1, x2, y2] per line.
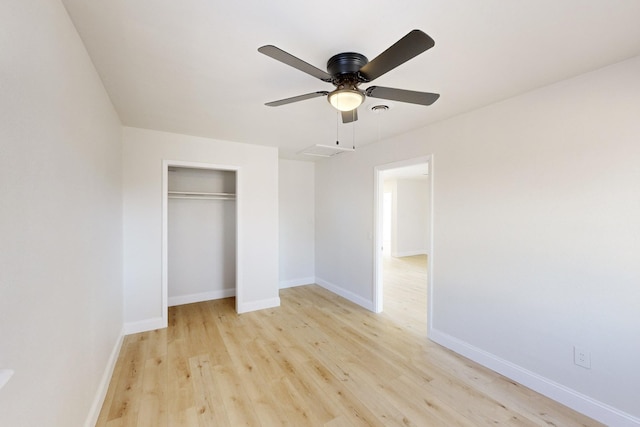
[374, 156, 433, 333]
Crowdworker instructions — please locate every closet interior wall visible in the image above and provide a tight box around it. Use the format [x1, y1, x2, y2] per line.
[167, 167, 237, 306]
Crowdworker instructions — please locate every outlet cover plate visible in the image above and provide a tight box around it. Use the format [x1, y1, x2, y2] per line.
[574, 346, 591, 369]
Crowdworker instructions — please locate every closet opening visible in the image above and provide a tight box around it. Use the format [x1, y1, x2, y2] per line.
[162, 160, 241, 325]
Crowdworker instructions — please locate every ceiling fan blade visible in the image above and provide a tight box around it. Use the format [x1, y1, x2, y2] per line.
[359, 30, 435, 82]
[265, 91, 329, 107]
[258, 45, 333, 82]
[365, 86, 440, 106]
[341, 109, 358, 123]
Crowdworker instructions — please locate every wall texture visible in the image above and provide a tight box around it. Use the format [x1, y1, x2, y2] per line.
[394, 179, 429, 257]
[122, 127, 279, 329]
[0, 1, 123, 426]
[279, 159, 315, 288]
[315, 56, 640, 425]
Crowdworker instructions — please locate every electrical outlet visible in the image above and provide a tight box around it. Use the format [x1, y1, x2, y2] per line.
[574, 346, 591, 369]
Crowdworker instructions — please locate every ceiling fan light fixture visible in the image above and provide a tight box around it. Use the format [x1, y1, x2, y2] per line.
[328, 88, 364, 112]
[259, 30, 439, 123]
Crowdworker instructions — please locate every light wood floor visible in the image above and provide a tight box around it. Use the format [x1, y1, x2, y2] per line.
[96, 255, 602, 426]
[382, 254, 428, 336]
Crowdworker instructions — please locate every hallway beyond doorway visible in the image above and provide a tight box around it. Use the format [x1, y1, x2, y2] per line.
[382, 254, 428, 336]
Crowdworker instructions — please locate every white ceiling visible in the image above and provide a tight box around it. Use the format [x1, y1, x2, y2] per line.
[61, 0, 640, 160]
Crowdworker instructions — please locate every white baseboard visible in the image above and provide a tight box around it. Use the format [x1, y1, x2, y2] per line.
[123, 316, 165, 335]
[237, 297, 280, 314]
[168, 288, 235, 307]
[315, 277, 375, 312]
[279, 277, 315, 289]
[84, 328, 125, 427]
[429, 328, 640, 427]
[392, 249, 427, 258]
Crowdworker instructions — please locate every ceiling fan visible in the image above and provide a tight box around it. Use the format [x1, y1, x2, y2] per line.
[258, 30, 440, 123]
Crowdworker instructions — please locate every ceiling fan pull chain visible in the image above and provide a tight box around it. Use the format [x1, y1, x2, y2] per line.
[336, 110, 340, 146]
[352, 112, 356, 150]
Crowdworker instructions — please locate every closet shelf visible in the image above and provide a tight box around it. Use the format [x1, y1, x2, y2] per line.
[168, 191, 236, 200]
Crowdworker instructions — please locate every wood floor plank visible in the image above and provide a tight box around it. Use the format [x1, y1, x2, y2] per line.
[104, 335, 149, 426]
[96, 255, 604, 427]
[188, 354, 229, 426]
[211, 363, 263, 426]
[136, 355, 167, 427]
[253, 334, 341, 424]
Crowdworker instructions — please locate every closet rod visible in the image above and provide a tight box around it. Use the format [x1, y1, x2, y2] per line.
[168, 195, 235, 200]
[168, 191, 236, 201]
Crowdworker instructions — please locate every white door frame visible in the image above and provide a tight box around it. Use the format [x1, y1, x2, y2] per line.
[162, 159, 242, 326]
[373, 155, 434, 332]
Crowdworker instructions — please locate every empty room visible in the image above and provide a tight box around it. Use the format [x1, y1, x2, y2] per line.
[1, 1, 639, 426]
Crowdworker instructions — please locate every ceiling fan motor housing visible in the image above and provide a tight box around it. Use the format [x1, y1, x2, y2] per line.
[327, 52, 368, 85]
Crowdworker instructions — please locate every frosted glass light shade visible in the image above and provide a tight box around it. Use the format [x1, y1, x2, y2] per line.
[328, 89, 364, 112]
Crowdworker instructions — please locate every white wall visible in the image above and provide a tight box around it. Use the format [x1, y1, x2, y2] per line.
[394, 179, 429, 257]
[0, 1, 123, 426]
[123, 127, 279, 330]
[383, 181, 397, 255]
[278, 159, 315, 288]
[315, 56, 640, 425]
